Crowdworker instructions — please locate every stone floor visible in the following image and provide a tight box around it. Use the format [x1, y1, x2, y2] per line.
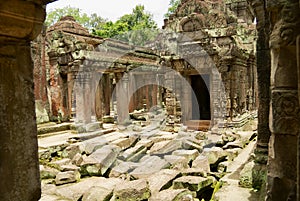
[38, 111, 259, 201]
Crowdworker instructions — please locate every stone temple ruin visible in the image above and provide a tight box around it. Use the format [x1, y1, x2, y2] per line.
[0, 0, 299, 201]
[33, 0, 257, 132]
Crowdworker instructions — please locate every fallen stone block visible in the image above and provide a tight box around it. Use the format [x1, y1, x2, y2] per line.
[111, 135, 138, 150]
[182, 139, 203, 152]
[173, 176, 214, 192]
[65, 144, 81, 160]
[53, 177, 123, 200]
[112, 179, 150, 201]
[82, 186, 113, 201]
[49, 158, 72, 171]
[149, 189, 196, 201]
[164, 155, 189, 170]
[192, 155, 210, 173]
[120, 145, 147, 162]
[147, 169, 181, 194]
[182, 168, 207, 177]
[103, 132, 129, 143]
[149, 139, 182, 155]
[40, 165, 60, 179]
[109, 161, 139, 178]
[150, 133, 177, 143]
[55, 171, 80, 185]
[71, 153, 84, 166]
[130, 156, 170, 179]
[134, 139, 154, 148]
[172, 149, 200, 162]
[203, 147, 227, 165]
[80, 145, 120, 176]
[80, 137, 108, 155]
[60, 164, 80, 172]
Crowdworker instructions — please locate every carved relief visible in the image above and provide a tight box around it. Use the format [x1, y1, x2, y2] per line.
[271, 90, 300, 134]
[269, 1, 300, 48]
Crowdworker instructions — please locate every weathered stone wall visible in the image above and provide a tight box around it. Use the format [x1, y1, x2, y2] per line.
[163, 0, 257, 126]
[33, 0, 258, 131]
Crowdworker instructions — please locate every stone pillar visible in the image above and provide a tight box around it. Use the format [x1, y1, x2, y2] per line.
[103, 74, 111, 116]
[0, 1, 46, 200]
[95, 76, 103, 120]
[182, 74, 192, 123]
[116, 72, 129, 124]
[75, 72, 92, 124]
[128, 72, 136, 112]
[247, 0, 271, 192]
[67, 72, 74, 118]
[265, 1, 300, 200]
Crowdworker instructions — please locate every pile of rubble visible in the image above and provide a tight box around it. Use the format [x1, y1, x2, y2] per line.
[39, 115, 257, 201]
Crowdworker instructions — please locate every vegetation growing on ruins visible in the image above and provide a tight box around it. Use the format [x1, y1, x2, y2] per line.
[46, 5, 159, 45]
[164, 0, 181, 18]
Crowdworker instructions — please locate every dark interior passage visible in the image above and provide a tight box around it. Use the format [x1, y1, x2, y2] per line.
[191, 74, 211, 120]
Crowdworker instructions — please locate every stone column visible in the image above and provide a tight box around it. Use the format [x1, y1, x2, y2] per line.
[128, 72, 136, 112]
[67, 72, 75, 118]
[95, 76, 103, 120]
[181, 74, 192, 123]
[103, 74, 111, 116]
[116, 72, 129, 124]
[265, 1, 300, 200]
[75, 72, 92, 124]
[0, 1, 46, 200]
[248, 0, 271, 154]
[247, 0, 271, 192]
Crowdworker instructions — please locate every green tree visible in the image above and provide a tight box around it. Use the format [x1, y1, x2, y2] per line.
[164, 0, 181, 18]
[45, 6, 106, 32]
[93, 5, 158, 45]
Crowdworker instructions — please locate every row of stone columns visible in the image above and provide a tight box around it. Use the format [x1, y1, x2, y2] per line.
[74, 71, 163, 125]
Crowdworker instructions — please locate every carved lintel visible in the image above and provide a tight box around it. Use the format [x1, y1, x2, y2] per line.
[271, 90, 300, 135]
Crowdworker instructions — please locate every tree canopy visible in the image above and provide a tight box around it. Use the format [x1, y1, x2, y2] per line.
[45, 6, 106, 31]
[46, 5, 159, 45]
[164, 0, 181, 18]
[93, 5, 158, 45]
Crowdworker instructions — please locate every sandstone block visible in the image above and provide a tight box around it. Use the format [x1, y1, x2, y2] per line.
[147, 169, 181, 194]
[192, 155, 210, 173]
[55, 171, 80, 185]
[130, 156, 170, 179]
[80, 145, 120, 176]
[112, 179, 150, 201]
[164, 155, 189, 170]
[149, 189, 196, 201]
[173, 176, 214, 192]
[149, 139, 182, 155]
[172, 149, 200, 162]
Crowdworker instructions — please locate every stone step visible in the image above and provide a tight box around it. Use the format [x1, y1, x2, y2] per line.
[38, 122, 73, 135]
[185, 120, 211, 131]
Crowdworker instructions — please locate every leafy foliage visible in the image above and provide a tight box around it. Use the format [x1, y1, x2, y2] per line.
[164, 0, 181, 18]
[45, 6, 106, 32]
[93, 5, 159, 45]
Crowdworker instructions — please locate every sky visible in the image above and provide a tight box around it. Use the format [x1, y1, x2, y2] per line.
[46, 0, 170, 28]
